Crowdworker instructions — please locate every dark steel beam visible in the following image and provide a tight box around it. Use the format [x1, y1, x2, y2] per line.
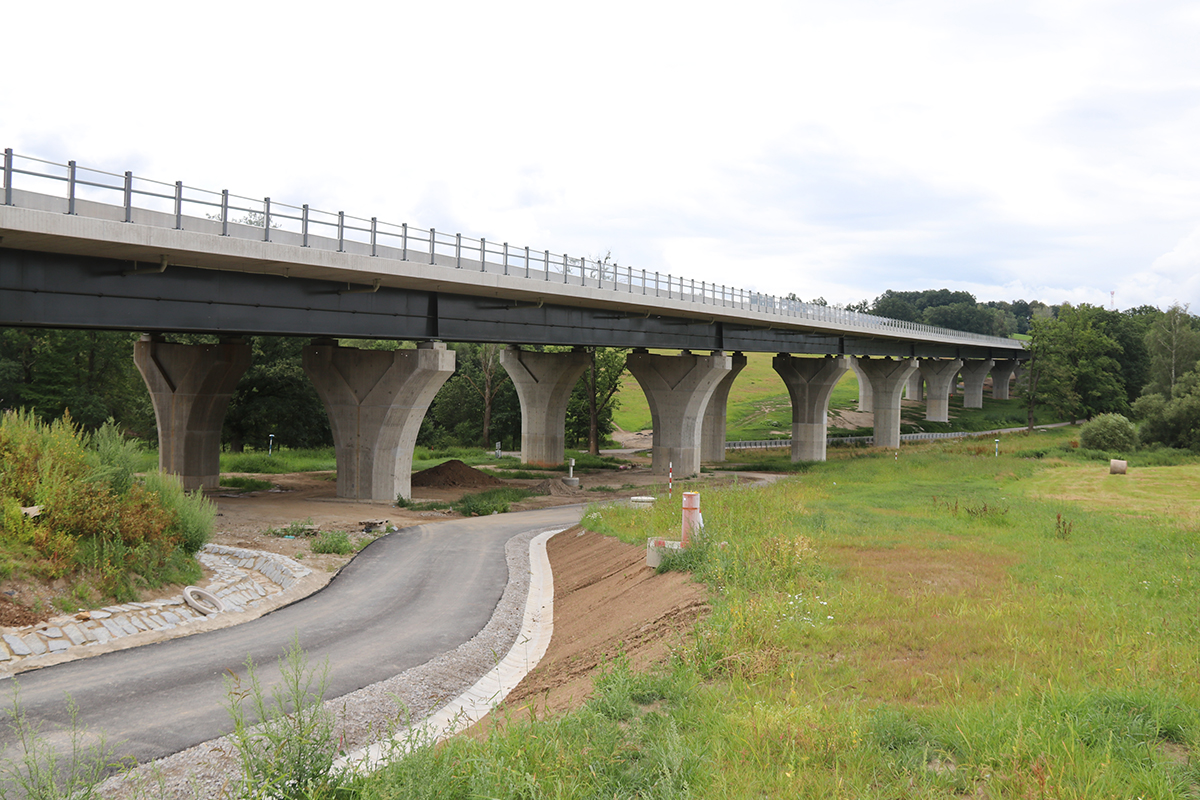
[0, 247, 1023, 359]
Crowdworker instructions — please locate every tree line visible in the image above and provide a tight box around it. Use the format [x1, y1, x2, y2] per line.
[3, 290, 1197, 454]
[0, 331, 625, 456]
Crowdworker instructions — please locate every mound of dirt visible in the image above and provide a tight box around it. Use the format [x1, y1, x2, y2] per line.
[534, 479, 586, 497]
[411, 459, 504, 489]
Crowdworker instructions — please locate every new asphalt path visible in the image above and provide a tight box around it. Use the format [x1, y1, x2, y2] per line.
[0, 505, 583, 770]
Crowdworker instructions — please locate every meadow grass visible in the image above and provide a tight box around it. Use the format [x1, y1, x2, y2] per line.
[220, 447, 337, 474]
[108, 424, 1193, 798]
[356, 427, 1199, 798]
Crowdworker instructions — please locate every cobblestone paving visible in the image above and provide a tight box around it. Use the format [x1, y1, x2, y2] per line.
[0, 544, 310, 670]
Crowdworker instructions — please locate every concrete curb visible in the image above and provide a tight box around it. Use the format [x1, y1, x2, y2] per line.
[337, 524, 567, 772]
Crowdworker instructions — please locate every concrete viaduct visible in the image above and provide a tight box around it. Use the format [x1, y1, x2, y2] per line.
[0, 152, 1025, 501]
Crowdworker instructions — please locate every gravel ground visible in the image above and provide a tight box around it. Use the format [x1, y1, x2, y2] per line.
[101, 527, 539, 799]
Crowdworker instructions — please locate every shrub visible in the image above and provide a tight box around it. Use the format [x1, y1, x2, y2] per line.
[143, 470, 215, 554]
[452, 487, 532, 516]
[0, 409, 213, 603]
[1079, 413, 1138, 454]
[310, 531, 353, 555]
[225, 642, 340, 799]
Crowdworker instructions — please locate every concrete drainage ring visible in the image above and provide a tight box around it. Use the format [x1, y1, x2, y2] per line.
[183, 586, 226, 615]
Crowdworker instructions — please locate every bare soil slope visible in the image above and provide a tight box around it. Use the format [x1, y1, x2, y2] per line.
[497, 527, 709, 716]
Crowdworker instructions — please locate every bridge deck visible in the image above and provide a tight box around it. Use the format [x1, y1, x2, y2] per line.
[1, 152, 1024, 358]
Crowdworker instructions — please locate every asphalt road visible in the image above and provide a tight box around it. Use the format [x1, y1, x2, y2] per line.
[0, 505, 582, 770]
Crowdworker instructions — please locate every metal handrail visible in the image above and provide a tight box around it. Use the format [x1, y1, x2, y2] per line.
[1, 149, 1023, 350]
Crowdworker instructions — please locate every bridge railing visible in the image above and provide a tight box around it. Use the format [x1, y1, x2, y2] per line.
[2, 150, 1021, 350]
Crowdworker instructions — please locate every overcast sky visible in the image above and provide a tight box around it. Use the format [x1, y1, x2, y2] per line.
[3, 1, 1198, 312]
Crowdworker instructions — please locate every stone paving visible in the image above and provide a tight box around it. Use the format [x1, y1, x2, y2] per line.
[0, 544, 310, 671]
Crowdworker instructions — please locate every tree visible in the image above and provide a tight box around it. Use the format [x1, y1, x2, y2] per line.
[871, 291, 920, 322]
[1132, 366, 1200, 450]
[458, 343, 507, 448]
[923, 302, 995, 335]
[223, 336, 331, 451]
[565, 348, 626, 454]
[1021, 304, 1124, 427]
[1144, 304, 1200, 397]
[428, 343, 520, 449]
[0, 327, 152, 434]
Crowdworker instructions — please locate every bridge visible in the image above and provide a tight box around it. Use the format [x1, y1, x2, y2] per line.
[1, 151, 1026, 500]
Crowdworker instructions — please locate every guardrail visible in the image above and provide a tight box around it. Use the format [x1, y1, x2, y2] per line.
[727, 426, 1039, 450]
[1, 149, 1022, 351]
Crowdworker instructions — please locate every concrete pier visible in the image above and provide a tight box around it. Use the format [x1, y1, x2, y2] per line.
[856, 356, 918, 449]
[773, 354, 849, 462]
[303, 341, 455, 502]
[959, 358, 995, 409]
[905, 370, 924, 401]
[134, 336, 252, 491]
[850, 358, 873, 411]
[626, 350, 732, 477]
[701, 352, 748, 462]
[499, 346, 591, 466]
[918, 358, 963, 423]
[990, 359, 1021, 400]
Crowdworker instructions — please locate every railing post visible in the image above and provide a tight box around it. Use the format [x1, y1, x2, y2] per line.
[370, 217, 378, 256]
[221, 190, 229, 235]
[480, 238, 487, 272]
[123, 171, 133, 223]
[337, 211, 345, 252]
[525, 245, 530, 278]
[263, 198, 271, 242]
[691, 278, 696, 302]
[456, 233, 462, 268]
[701, 281, 705, 304]
[627, 265, 632, 292]
[174, 181, 183, 229]
[655, 271, 660, 298]
[543, 249, 549, 281]
[302, 204, 309, 247]
[642, 268, 646, 295]
[401, 223, 408, 260]
[563, 253, 569, 284]
[722, 285, 726, 307]
[2, 148, 12, 205]
[503, 242, 509, 276]
[430, 228, 437, 265]
[67, 161, 77, 215]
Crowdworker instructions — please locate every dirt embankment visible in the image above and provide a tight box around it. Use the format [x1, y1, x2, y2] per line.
[494, 527, 710, 717]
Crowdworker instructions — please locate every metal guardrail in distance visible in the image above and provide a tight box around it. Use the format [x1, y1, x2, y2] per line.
[725, 426, 1041, 450]
[1, 150, 1022, 350]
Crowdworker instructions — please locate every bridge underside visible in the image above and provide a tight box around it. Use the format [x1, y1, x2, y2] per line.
[0, 248, 1008, 360]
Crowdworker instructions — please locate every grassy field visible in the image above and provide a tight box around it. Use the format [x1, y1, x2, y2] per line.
[348, 427, 1200, 798]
